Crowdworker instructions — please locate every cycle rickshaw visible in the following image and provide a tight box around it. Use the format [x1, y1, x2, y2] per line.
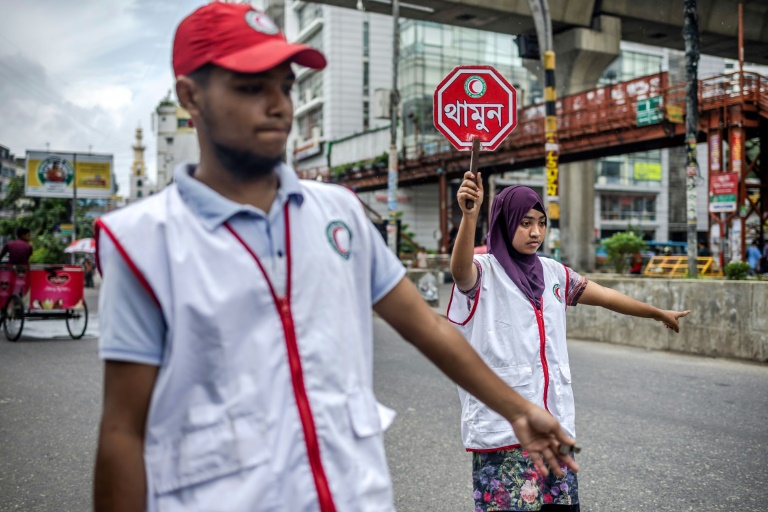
[0, 264, 89, 341]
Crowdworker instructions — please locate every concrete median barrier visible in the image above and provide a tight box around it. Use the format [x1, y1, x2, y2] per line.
[567, 277, 768, 362]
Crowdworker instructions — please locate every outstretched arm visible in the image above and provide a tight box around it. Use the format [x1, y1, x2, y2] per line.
[450, 171, 483, 291]
[577, 280, 690, 333]
[374, 277, 578, 477]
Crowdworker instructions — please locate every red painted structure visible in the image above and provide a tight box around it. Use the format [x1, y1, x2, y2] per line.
[316, 71, 768, 259]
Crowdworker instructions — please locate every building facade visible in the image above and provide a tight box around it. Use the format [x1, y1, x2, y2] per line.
[278, 1, 394, 174]
[0, 145, 25, 221]
[153, 101, 199, 189]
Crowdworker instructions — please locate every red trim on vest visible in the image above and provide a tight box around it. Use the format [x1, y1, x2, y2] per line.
[445, 262, 482, 325]
[466, 443, 522, 453]
[94, 219, 161, 308]
[563, 265, 570, 310]
[93, 219, 103, 275]
[532, 297, 550, 411]
[224, 203, 336, 512]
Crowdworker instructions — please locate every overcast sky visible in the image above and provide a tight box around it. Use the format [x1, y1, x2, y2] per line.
[0, 0, 216, 196]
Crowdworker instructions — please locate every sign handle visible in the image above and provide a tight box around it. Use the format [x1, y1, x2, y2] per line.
[466, 138, 481, 210]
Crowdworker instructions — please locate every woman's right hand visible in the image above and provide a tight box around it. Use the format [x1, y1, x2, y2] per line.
[457, 170, 484, 216]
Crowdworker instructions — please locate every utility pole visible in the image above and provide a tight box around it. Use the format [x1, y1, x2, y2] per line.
[387, 0, 400, 254]
[71, 153, 78, 264]
[683, 0, 700, 277]
[527, 0, 559, 255]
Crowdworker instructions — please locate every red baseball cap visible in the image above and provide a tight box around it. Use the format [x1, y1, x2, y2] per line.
[172, 2, 327, 77]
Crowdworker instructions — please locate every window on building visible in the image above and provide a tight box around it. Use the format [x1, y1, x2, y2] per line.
[598, 150, 662, 186]
[363, 61, 369, 97]
[297, 107, 323, 141]
[297, 71, 323, 107]
[304, 28, 323, 53]
[137, 191, 143, 198]
[137, 179, 142, 187]
[600, 194, 657, 222]
[298, 4, 323, 32]
[599, 51, 663, 85]
[363, 101, 370, 131]
[363, 20, 369, 58]
[598, 160, 623, 184]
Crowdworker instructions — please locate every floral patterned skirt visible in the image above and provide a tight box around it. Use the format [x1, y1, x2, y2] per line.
[472, 447, 578, 511]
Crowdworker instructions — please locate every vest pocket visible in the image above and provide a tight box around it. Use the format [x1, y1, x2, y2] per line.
[146, 407, 271, 495]
[347, 388, 383, 438]
[553, 364, 575, 431]
[465, 366, 534, 432]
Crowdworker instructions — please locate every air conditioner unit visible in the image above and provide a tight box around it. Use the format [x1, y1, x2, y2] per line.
[373, 89, 391, 119]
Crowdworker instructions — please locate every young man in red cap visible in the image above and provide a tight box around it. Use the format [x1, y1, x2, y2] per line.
[93, 3, 577, 511]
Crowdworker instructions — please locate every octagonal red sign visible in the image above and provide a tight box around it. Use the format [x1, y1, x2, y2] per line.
[433, 65, 517, 151]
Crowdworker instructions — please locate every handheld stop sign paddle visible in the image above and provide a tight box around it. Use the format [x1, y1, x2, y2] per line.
[433, 65, 518, 210]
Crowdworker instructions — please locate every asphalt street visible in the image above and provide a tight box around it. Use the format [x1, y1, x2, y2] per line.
[1, 286, 767, 511]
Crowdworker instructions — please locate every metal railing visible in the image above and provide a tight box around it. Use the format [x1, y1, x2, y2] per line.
[329, 71, 767, 188]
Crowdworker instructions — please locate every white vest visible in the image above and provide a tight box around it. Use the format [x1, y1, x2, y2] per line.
[96, 182, 394, 512]
[447, 254, 575, 451]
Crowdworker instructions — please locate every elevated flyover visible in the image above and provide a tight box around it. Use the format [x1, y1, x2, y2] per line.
[320, 0, 768, 65]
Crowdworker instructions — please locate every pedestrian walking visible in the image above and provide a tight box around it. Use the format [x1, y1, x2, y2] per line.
[82, 257, 94, 288]
[448, 175, 690, 511]
[747, 240, 762, 274]
[93, 4, 578, 512]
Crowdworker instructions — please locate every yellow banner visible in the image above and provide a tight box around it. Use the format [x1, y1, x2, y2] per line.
[633, 162, 662, 181]
[26, 151, 113, 198]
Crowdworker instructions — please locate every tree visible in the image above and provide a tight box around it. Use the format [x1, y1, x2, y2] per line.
[0, 176, 95, 263]
[603, 232, 646, 274]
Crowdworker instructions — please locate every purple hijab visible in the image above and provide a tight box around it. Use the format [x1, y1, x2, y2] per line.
[487, 186, 546, 308]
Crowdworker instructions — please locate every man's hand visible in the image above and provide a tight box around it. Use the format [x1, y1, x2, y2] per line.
[457, 171, 483, 215]
[654, 309, 690, 333]
[508, 403, 579, 478]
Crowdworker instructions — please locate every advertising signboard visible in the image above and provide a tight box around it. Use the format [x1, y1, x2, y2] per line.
[709, 172, 738, 213]
[28, 267, 85, 310]
[26, 151, 113, 199]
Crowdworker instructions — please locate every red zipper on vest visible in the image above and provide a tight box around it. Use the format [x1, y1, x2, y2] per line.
[531, 298, 550, 411]
[225, 203, 336, 512]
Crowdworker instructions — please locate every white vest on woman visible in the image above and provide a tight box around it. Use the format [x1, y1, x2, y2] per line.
[96, 181, 395, 512]
[447, 254, 575, 451]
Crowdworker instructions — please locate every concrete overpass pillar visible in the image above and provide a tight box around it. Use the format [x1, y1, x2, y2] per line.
[524, 16, 621, 271]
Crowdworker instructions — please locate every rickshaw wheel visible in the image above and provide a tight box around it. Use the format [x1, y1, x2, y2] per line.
[66, 301, 88, 339]
[4, 295, 25, 342]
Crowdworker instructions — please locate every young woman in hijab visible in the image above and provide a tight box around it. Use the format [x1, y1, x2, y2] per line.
[448, 172, 689, 512]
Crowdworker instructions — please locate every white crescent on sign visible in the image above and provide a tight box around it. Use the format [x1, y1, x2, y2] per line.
[469, 79, 483, 95]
